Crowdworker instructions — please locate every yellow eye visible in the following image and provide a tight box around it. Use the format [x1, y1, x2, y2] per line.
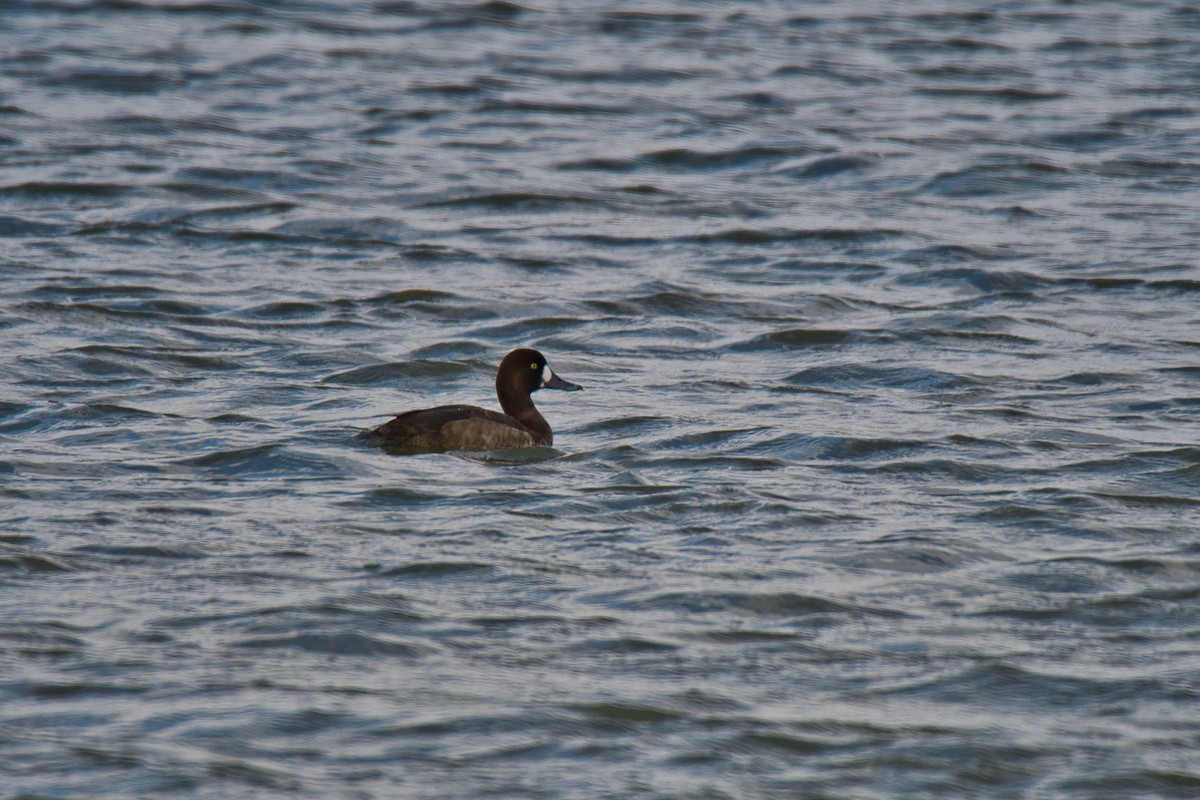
[531, 362, 539, 369]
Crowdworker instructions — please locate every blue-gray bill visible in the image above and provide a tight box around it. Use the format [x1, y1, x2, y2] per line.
[542, 372, 582, 391]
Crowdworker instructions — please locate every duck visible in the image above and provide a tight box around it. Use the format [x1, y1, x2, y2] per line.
[360, 348, 582, 452]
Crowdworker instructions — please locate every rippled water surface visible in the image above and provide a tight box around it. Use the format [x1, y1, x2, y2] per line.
[4, 1, 1200, 797]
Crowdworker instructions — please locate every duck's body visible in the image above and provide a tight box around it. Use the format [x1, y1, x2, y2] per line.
[361, 348, 581, 452]
[368, 404, 547, 450]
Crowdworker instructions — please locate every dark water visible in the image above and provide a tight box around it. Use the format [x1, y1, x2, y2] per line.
[3, 1, 1200, 797]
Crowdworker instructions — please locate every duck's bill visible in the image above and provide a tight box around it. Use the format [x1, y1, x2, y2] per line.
[542, 369, 582, 391]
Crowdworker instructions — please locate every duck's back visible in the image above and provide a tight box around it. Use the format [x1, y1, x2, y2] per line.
[365, 404, 539, 451]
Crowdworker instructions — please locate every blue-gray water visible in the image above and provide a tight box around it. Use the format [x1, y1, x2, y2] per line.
[3, 2, 1200, 798]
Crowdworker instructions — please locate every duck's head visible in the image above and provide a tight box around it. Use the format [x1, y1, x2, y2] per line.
[498, 348, 582, 397]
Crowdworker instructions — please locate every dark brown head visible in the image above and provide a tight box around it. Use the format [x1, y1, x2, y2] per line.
[497, 348, 582, 395]
[495, 348, 582, 415]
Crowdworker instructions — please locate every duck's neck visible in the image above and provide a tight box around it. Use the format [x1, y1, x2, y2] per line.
[498, 387, 551, 446]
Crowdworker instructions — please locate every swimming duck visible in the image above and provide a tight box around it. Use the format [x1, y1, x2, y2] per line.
[361, 348, 582, 452]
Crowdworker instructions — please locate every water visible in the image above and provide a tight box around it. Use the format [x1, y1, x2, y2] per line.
[3, 1, 1200, 797]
